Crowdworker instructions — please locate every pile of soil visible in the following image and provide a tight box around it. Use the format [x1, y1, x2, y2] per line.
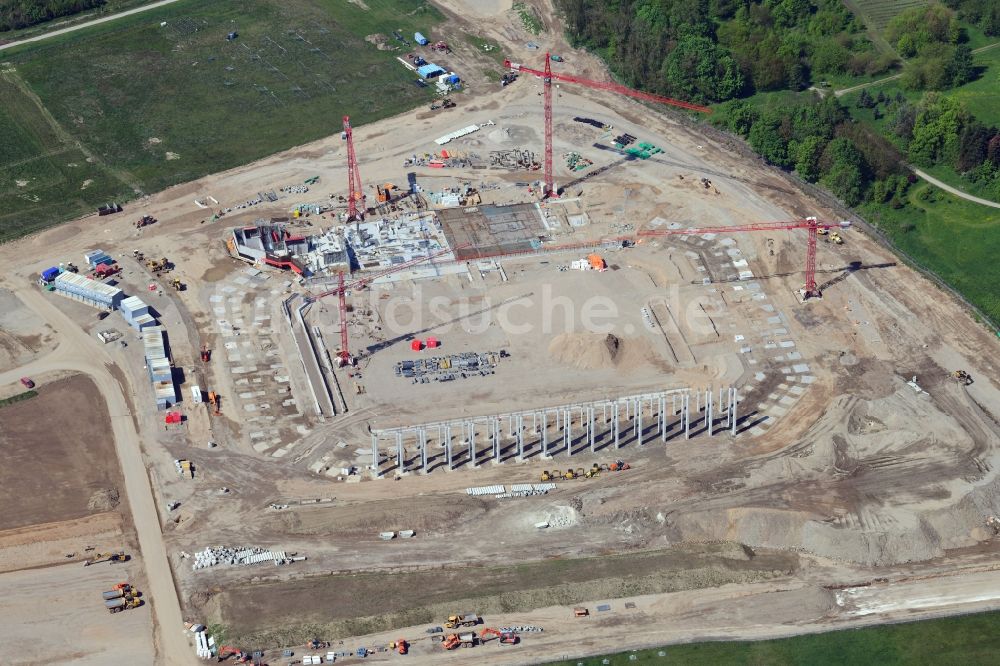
[548, 332, 654, 372]
[364, 34, 393, 51]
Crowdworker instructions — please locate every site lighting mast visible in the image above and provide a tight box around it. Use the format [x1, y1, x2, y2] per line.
[504, 54, 712, 199]
[638, 217, 852, 299]
[343, 116, 365, 223]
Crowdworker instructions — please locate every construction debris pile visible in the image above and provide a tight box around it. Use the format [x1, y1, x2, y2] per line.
[489, 149, 539, 171]
[190, 546, 303, 570]
[498, 625, 543, 633]
[565, 152, 593, 171]
[280, 184, 309, 194]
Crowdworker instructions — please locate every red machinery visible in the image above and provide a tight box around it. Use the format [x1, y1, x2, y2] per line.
[343, 116, 365, 222]
[638, 217, 852, 298]
[504, 54, 711, 198]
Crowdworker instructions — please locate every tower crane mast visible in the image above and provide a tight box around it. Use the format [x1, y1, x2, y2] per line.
[504, 54, 712, 198]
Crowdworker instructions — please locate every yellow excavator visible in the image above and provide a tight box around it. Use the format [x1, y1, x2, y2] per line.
[585, 463, 601, 478]
[951, 370, 973, 385]
[540, 470, 553, 482]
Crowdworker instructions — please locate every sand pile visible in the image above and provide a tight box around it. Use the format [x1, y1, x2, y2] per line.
[548, 333, 654, 372]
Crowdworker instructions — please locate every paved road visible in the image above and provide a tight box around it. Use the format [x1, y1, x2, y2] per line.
[0, 0, 182, 52]
[0, 288, 192, 665]
[912, 167, 1000, 209]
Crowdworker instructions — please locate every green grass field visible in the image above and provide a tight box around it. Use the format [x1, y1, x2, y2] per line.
[862, 182, 1000, 327]
[545, 609, 1000, 666]
[1, 0, 442, 236]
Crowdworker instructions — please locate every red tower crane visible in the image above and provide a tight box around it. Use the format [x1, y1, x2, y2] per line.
[638, 217, 852, 298]
[504, 54, 712, 198]
[315, 244, 467, 366]
[343, 115, 365, 222]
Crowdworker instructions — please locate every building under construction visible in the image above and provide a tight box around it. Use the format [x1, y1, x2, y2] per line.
[227, 221, 350, 276]
[438, 203, 547, 261]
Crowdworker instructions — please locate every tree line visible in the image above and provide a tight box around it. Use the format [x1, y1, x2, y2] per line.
[1, 0, 105, 32]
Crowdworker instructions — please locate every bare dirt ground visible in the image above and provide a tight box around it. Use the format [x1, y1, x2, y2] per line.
[0, 0, 998, 663]
[0, 374, 121, 530]
[0, 560, 154, 666]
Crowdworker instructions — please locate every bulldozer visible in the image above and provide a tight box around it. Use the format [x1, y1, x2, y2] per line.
[84, 551, 128, 567]
[951, 370, 973, 385]
[540, 470, 553, 482]
[445, 613, 481, 629]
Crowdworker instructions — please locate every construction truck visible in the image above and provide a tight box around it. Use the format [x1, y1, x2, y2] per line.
[442, 633, 477, 649]
[951, 370, 973, 385]
[176, 459, 193, 479]
[217, 646, 250, 663]
[445, 613, 481, 629]
[480, 628, 519, 645]
[146, 257, 167, 273]
[106, 596, 142, 613]
[389, 639, 408, 655]
[829, 231, 843, 244]
[201, 345, 211, 362]
[574, 607, 590, 617]
[608, 460, 630, 471]
[208, 391, 221, 415]
[84, 551, 128, 566]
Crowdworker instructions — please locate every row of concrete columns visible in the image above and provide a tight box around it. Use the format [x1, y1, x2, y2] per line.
[371, 388, 739, 476]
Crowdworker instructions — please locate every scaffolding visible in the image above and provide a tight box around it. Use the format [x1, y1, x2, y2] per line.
[370, 387, 739, 476]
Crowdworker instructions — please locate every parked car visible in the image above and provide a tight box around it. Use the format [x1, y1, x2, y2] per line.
[20, 377, 34, 389]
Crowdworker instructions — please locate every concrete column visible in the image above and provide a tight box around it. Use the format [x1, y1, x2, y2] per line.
[660, 397, 666, 441]
[684, 393, 691, 440]
[371, 433, 379, 475]
[517, 414, 525, 459]
[495, 418, 502, 464]
[637, 399, 644, 446]
[542, 410, 548, 456]
[706, 390, 713, 435]
[587, 407, 597, 453]
[611, 402, 621, 449]
[696, 390, 700, 413]
[672, 394, 677, 415]
[469, 422, 476, 467]
[420, 428, 428, 473]
[731, 388, 738, 436]
[564, 409, 571, 454]
[508, 414, 514, 438]
[396, 432, 404, 472]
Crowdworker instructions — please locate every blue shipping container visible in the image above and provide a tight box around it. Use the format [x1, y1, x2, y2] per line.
[42, 267, 61, 281]
[414, 32, 428, 45]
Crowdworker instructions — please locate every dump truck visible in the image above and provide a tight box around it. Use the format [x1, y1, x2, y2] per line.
[208, 391, 220, 415]
[102, 588, 127, 601]
[106, 597, 141, 613]
[445, 613, 481, 628]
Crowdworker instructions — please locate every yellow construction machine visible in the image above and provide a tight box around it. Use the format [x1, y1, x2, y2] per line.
[444, 613, 481, 629]
[951, 370, 973, 386]
[85, 551, 128, 567]
[829, 231, 844, 244]
[585, 464, 601, 478]
[171, 277, 184, 291]
[541, 470, 553, 482]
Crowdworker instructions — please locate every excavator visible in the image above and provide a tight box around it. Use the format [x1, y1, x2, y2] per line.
[208, 391, 221, 416]
[171, 277, 185, 291]
[564, 469, 577, 480]
[541, 470, 553, 482]
[480, 627, 519, 645]
[389, 639, 408, 654]
[951, 370, 974, 386]
[217, 646, 250, 663]
[585, 463, 601, 478]
[84, 551, 128, 567]
[608, 460, 630, 471]
[201, 345, 211, 362]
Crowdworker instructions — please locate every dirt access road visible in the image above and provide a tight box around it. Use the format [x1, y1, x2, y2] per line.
[0, 288, 190, 665]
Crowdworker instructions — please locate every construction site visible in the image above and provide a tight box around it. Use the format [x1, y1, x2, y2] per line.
[1, 1, 999, 665]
